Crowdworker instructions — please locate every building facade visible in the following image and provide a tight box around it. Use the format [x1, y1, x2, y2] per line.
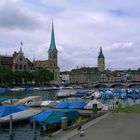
[0, 47, 33, 72]
[60, 71, 70, 84]
[69, 67, 101, 84]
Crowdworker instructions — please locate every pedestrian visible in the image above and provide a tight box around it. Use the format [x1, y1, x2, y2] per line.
[115, 97, 119, 108]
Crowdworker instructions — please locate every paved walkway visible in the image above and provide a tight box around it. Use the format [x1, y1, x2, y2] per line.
[69, 113, 140, 140]
[45, 113, 140, 140]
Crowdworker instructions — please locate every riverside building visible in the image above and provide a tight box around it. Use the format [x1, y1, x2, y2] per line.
[0, 22, 60, 84]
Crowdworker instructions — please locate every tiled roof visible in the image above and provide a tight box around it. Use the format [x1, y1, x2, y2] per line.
[0, 56, 13, 65]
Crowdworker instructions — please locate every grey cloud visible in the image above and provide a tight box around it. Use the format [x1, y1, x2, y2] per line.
[0, 1, 41, 30]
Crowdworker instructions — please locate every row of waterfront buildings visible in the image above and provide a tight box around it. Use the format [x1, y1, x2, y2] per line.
[0, 22, 140, 85]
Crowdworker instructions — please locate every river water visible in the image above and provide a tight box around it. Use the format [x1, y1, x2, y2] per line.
[0, 88, 140, 140]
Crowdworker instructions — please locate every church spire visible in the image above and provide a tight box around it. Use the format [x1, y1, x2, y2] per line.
[97, 46, 105, 72]
[49, 20, 56, 50]
[98, 46, 104, 58]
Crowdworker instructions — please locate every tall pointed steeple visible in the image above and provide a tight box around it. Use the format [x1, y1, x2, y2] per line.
[98, 47, 104, 58]
[49, 20, 57, 50]
[97, 46, 105, 72]
[48, 20, 58, 66]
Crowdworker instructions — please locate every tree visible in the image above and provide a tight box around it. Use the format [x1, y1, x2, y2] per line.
[32, 69, 54, 85]
[0, 65, 14, 86]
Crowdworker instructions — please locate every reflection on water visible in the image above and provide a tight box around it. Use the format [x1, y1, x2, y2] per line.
[0, 89, 140, 140]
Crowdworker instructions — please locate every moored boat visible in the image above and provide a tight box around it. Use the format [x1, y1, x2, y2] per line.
[17, 96, 42, 105]
[0, 109, 42, 123]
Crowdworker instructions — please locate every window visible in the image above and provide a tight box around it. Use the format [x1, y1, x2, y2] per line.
[24, 65, 26, 70]
[19, 65, 22, 70]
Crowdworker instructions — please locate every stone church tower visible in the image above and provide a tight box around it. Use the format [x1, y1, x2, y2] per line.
[98, 47, 105, 72]
[48, 22, 58, 66]
[48, 21, 60, 84]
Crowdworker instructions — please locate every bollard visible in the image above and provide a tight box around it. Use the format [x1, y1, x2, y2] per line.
[61, 117, 68, 130]
[9, 115, 13, 140]
[92, 104, 98, 113]
[33, 119, 36, 140]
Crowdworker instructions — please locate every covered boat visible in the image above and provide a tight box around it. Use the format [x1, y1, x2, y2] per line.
[31, 109, 80, 129]
[120, 89, 127, 99]
[53, 100, 87, 109]
[84, 99, 106, 110]
[0, 104, 26, 117]
[53, 101, 70, 109]
[68, 101, 86, 109]
[102, 90, 113, 99]
[0, 109, 41, 123]
[130, 90, 139, 99]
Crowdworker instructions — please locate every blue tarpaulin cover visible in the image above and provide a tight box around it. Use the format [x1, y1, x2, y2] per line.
[0, 104, 27, 117]
[32, 109, 80, 125]
[68, 101, 86, 109]
[53, 101, 70, 109]
[31, 110, 53, 123]
[53, 100, 87, 109]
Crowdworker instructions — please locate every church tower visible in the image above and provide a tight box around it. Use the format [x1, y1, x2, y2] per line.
[48, 21, 58, 67]
[98, 47, 105, 72]
[48, 21, 60, 84]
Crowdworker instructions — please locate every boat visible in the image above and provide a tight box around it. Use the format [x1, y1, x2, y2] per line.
[41, 100, 60, 107]
[17, 96, 42, 105]
[84, 99, 107, 110]
[90, 91, 102, 99]
[102, 90, 113, 99]
[57, 91, 75, 98]
[0, 109, 42, 123]
[0, 104, 26, 117]
[53, 100, 87, 109]
[119, 89, 127, 99]
[2, 98, 19, 105]
[57, 91, 70, 98]
[31, 109, 80, 130]
[0, 97, 11, 105]
[32, 87, 40, 91]
[8, 87, 25, 92]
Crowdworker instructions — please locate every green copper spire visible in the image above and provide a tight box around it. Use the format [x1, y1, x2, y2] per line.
[98, 47, 104, 58]
[49, 21, 56, 50]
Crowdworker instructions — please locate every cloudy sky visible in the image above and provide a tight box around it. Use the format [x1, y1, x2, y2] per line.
[0, 0, 140, 71]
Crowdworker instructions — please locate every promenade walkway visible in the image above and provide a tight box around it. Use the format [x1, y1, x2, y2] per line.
[45, 112, 140, 140]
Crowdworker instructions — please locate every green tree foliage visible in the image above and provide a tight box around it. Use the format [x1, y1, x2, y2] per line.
[0, 65, 54, 86]
[33, 69, 54, 85]
[0, 65, 13, 86]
